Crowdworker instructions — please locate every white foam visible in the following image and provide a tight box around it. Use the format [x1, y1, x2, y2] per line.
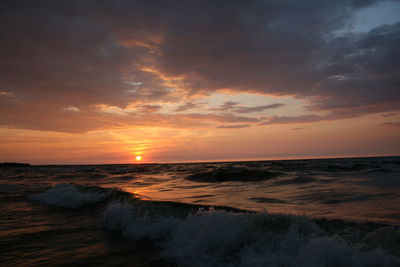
[101, 202, 400, 267]
[102, 202, 180, 240]
[31, 183, 109, 208]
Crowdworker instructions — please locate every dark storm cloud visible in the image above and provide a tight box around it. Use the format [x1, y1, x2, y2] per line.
[306, 22, 400, 112]
[1, 0, 398, 132]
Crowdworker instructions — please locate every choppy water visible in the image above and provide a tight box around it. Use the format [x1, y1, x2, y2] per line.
[1, 156, 399, 266]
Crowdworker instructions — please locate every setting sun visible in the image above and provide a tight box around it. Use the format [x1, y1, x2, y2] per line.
[135, 155, 142, 161]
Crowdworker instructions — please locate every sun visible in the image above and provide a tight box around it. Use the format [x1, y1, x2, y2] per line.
[135, 155, 142, 161]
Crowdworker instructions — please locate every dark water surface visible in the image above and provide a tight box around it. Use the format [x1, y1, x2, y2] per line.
[1, 157, 399, 266]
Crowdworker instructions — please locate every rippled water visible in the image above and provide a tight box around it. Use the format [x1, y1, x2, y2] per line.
[1, 156, 399, 266]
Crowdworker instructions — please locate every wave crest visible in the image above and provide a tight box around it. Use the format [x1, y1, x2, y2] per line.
[101, 201, 399, 267]
[30, 183, 109, 208]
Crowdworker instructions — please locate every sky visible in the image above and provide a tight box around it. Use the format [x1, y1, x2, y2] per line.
[0, 0, 399, 164]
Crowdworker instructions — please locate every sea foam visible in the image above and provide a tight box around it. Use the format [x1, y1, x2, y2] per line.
[101, 202, 399, 267]
[30, 183, 109, 208]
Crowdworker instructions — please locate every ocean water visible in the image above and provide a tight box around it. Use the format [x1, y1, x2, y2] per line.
[1, 156, 399, 266]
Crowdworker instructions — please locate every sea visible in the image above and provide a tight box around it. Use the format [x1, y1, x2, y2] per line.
[1, 156, 399, 266]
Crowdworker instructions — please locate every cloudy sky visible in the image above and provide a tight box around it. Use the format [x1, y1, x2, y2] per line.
[1, 0, 399, 164]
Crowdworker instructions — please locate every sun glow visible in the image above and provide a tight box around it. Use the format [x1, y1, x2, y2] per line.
[135, 155, 142, 161]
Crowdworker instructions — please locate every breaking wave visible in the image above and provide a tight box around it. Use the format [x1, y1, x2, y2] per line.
[29, 183, 400, 266]
[101, 201, 399, 267]
[30, 183, 109, 208]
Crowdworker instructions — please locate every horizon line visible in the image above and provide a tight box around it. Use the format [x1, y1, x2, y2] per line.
[13, 154, 400, 166]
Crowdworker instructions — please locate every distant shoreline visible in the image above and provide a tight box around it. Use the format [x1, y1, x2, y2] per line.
[10, 155, 399, 167]
[0, 162, 31, 168]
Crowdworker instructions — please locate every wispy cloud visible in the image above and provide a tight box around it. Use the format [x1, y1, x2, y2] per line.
[210, 102, 240, 111]
[136, 104, 162, 113]
[63, 106, 80, 112]
[233, 103, 285, 113]
[381, 121, 400, 127]
[217, 124, 251, 129]
[210, 102, 284, 114]
[173, 102, 202, 112]
[381, 113, 397, 118]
